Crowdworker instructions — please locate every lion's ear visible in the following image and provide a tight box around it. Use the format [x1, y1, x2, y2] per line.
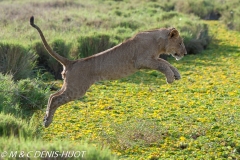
[169, 28, 179, 39]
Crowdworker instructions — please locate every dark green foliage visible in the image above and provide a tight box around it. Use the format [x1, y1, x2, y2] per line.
[33, 39, 71, 79]
[49, 39, 71, 78]
[17, 79, 50, 110]
[0, 73, 50, 115]
[0, 43, 37, 80]
[184, 24, 211, 54]
[77, 33, 117, 58]
[0, 74, 19, 114]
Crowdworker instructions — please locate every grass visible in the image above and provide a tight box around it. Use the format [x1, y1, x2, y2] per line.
[42, 21, 240, 159]
[0, 43, 37, 80]
[1, 0, 209, 47]
[0, 137, 117, 160]
[0, 113, 34, 138]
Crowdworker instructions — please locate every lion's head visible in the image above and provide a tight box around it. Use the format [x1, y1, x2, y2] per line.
[165, 28, 187, 60]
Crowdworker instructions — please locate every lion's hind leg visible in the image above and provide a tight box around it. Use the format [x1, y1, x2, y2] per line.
[43, 81, 92, 127]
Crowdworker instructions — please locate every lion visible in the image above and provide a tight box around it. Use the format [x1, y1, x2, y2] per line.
[30, 16, 187, 127]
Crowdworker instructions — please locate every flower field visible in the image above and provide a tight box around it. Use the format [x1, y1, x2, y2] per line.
[42, 21, 240, 159]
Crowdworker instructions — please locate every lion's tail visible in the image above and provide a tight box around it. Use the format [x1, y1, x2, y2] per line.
[30, 16, 70, 66]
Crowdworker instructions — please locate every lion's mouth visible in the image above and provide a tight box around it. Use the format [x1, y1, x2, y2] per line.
[171, 53, 182, 61]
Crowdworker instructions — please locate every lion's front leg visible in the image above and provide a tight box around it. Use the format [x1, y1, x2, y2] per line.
[157, 62, 176, 84]
[157, 58, 181, 82]
[137, 58, 180, 83]
[168, 65, 181, 80]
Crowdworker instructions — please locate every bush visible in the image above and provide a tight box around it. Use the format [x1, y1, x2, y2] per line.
[77, 33, 117, 58]
[33, 39, 71, 79]
[174, 0, 215, 19]
[159, 0, 240, 31]
[17, 79, 50, 110]
[0, 113, 34, 137]
[0, 43, 37, 80]
[221, 4, 240, 31]
[183, 24, 210, 54]
[0, 73, 19, 114]
[0, 73, 50, 115]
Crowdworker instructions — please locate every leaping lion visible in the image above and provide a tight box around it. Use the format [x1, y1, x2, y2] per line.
[30, 16, 187, 127]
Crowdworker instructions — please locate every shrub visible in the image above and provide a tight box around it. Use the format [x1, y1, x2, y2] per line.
[183, 24, 210, 54]
[221, 4, 240, 31]
[33, 39, 71, 79]
[0, 113, 34, 138]
[0, 73, 50, 115]
[0, 73, 19, 114]
[0, 43, 37, 80]
[77, 33, 117, 58]
[174, 0, 215, 19]
[17, 78, 50, 110]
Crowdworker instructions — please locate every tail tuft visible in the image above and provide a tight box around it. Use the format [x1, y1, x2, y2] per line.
[30, 16, 34, 26]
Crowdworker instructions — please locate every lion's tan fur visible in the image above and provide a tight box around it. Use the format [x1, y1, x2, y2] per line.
[30, 17, 187, 127]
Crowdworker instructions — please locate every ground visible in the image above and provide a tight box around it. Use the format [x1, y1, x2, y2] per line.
[42, 21, 240, 159]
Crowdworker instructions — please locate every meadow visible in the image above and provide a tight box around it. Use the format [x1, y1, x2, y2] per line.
[42, 21, 240, 159]
[0, 0, 240, 159]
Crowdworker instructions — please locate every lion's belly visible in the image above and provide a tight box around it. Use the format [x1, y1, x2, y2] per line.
[100, 66, 137, 80]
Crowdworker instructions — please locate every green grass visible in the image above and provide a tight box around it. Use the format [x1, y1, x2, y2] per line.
[0, 43, 37, 80]
[0, 113, 35, 138]
[1, 0, 209, 47]
[0, 137, 117, 160]
[42, 21, 240, 159]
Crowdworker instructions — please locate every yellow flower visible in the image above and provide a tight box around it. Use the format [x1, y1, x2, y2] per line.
[179, 136, 186, 141]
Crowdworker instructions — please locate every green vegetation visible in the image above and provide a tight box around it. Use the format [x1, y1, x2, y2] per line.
[0, 73, 50, 116]
[0, 137, 117, 160]
[0, 43, 37, 80]
[33, 40, 72, 79]
[1, 0, 212, 78]
[0, 0, 240, 159]
[0, 113, 34, 138]
[43, 21, 240, 159]
[0, 73, 117, 159]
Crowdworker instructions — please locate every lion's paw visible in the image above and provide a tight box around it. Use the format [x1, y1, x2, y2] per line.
[166, 76, 175, 84]
[174, 74, 181, 80]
